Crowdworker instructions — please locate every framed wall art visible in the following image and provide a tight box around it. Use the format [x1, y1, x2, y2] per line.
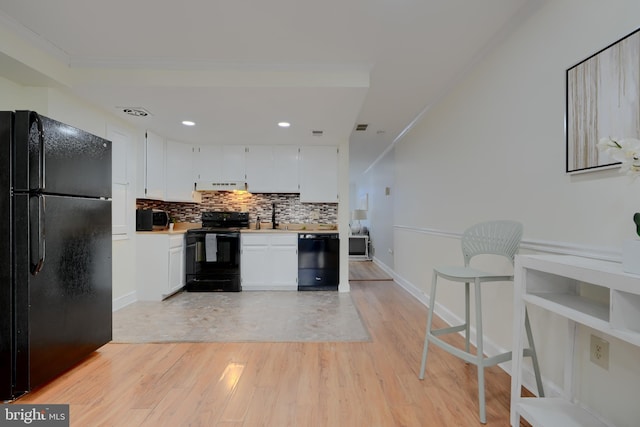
[566, 27, 640, 173]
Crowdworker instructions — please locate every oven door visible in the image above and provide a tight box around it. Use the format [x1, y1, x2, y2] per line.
[185, 231, 241, 291]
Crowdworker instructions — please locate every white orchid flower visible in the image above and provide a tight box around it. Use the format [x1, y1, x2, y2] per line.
[597, 137, 640, 177]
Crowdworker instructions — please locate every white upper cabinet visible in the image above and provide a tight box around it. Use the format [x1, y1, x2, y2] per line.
[246, 145, 299, 193]
[273, 146, 299, 193]
[245, 145, 272, 192]
[141, 141, 338, 200]
[144, 130, 165, 200]
[142, 132, 196, 202]
[299, 146, 338, 202]
[193, 145, 222, 182]
[193, 145, 246, 184]
[222, 145, 246, 182]
[165, 140, 194, 202]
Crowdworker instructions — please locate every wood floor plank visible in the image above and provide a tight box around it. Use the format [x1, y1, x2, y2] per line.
[348, 260, 392, 281]
[218, 346, 258, 423]
[12, 262, 529, 426]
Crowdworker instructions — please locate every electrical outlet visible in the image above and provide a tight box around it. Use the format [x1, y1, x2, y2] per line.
[590, 334, 609, 370]
[310, 210, 320, 220]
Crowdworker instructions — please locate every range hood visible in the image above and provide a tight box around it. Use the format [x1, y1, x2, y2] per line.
[194, 181, 247, 192]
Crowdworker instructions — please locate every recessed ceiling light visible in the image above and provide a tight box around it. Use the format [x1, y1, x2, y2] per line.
[278, 122, 291, 128]
[182, 120, 195, 126]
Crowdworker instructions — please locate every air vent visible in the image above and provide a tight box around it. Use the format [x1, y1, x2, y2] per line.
[356, 124, 368, 131]
[119, 107, 152, 117]
[311, 130, 324, 136]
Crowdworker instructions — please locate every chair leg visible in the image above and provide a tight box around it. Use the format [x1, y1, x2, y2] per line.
[474, 278, 487, 424]
[419, 271, 439, 379]
[524, 308, 545, 397]
[465, 282, 471, 354]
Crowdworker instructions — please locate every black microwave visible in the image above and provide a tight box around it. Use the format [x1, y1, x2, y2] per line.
[136, 209, 169, 231]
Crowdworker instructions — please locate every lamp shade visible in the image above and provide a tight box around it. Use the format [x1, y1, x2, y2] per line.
[352, 209, 367, 220]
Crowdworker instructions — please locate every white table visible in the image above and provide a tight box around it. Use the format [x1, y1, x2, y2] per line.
[510, 254, 640, 427]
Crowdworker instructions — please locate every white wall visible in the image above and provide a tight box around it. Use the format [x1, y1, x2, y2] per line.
[357, 1, 640, 425]
[360, 150, 394, 267]
[338, 139, 351, 291]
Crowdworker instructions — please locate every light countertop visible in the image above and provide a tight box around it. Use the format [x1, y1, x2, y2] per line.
[242, 229, 339, 234]
[244, 223, 337, 233]
[135, 222, 200, 235]
[137, 222, 338, 235]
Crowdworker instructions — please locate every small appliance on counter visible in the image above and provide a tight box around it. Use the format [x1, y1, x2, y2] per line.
[136, 209, 170, 231]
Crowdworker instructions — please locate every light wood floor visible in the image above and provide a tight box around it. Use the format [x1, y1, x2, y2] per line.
[348, 260, 393, 281]
[15, 271, 528, 426]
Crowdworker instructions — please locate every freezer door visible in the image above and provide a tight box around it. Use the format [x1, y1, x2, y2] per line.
[13, 111, 112, 198]
[13, 194, 112, 394]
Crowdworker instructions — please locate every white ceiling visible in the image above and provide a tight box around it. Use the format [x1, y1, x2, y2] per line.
[0, 0, 537, 182]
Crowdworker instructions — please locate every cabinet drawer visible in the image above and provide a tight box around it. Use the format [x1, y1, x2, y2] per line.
[169, 235, 184, 248]
[270, 234, 297, 246]
[242, 234, 269, 245]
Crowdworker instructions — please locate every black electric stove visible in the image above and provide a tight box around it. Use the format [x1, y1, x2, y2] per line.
[185, 212, 249, 292]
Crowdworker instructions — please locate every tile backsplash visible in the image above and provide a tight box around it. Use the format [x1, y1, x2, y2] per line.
[136, 192, 338, 224]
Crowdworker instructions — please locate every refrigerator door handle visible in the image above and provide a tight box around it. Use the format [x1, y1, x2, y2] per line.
[30, 111, 45, 190]
[30, 195, 45, 275]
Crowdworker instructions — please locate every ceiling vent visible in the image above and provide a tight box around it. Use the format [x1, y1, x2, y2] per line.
[356, 124, 368, 131]
[119, 107, 152, 117]
[311, 130, 324, 136]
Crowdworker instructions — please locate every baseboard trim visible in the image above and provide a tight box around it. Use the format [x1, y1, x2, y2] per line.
[113, 291, 137, 312]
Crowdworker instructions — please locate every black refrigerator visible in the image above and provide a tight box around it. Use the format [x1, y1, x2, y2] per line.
[0, 111, 112, 401]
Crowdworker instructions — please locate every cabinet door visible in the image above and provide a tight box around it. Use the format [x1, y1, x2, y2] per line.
[136, 235, 169, 301]
[271, 245, 298, 288]
[168, 245, 184, 295]
[299, 146, 338, 202]
[222, 145, 246, 182]
[145, 131, 165, 200]
[273, 146, 299, 193]
[112, 184, 128, 235]
[193, 145, 222, 181]
[193, 145, 245, 183]
[165, 140, 194, 202]
[109, 125, 130, 236]
[245, 145, 274, 192]
[241, 244, 270, 289]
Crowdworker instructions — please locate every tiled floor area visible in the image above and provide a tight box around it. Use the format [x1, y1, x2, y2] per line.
[113, 290, 370, 343]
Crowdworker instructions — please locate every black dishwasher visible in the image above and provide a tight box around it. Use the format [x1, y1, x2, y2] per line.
[298, 233, 340, 291]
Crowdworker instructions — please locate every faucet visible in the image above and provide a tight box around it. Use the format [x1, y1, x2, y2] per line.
[272, 203, 278, 230]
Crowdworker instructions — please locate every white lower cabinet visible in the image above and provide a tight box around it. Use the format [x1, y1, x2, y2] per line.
[137, 234, 185, 301]
[241, 233, 298, 290]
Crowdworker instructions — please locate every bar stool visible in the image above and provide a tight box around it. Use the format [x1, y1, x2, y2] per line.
[418, 220, 544, 423]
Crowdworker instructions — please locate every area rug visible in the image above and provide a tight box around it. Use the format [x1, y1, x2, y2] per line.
[112, 291, 370, 343]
